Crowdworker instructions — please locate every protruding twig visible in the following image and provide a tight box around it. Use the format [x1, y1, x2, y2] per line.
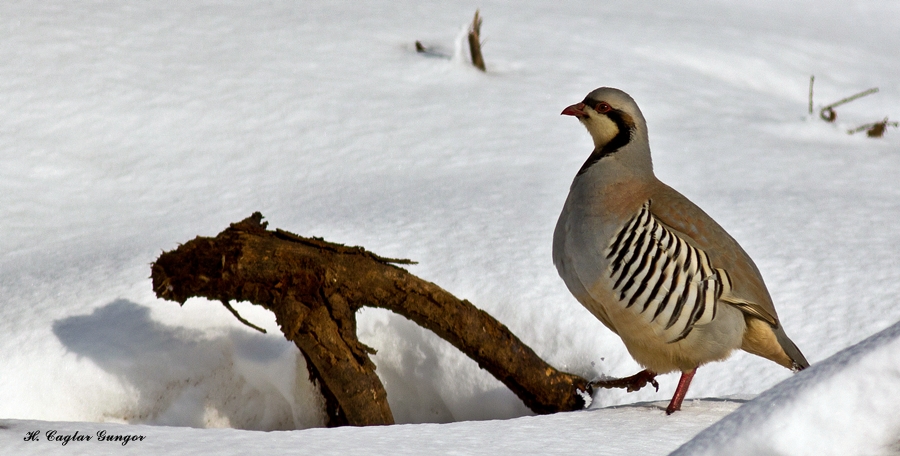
[808, 75, 815, 115]
[848, 117, 898, 137]
[468, 10, 486, 71]
[412, 41, 450, 59]
[221, 300, 267, 334]
[819, 87, 879, 122]
[274, 228, 417, 265]
[823, 87, 879, 110]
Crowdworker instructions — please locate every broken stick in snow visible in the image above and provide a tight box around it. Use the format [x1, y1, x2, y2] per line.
[468, 10, 486, 71]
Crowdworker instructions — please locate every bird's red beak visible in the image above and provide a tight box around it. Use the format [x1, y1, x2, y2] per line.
[561, 102, 587, 117]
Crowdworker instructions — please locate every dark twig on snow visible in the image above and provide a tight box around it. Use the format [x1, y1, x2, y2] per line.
[468, 10, 486, 71]
[848, 117, 899, 137]
[808, 75, 815, 116]
[819, 87, 879, 122]
[413, 40, 450, 59]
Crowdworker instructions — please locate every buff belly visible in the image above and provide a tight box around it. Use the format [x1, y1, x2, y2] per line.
[587, 295, 746, 374]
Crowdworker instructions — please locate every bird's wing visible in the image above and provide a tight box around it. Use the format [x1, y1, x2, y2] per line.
[605, 200, 727, 343]
[646, 180, 779, 327]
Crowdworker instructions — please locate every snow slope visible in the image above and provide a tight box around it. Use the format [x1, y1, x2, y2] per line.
[1, 0, 899, 454]
[674, 321, 900, 456]
[3, 323, 899, 455]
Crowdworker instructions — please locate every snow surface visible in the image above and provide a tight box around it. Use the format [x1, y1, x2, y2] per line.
[673, 321, 900, 456]
[1, 0, 899, 454]
[2, 400, 742, 455]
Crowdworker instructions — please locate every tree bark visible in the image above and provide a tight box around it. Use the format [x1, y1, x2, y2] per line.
[151, 213, 591, 427]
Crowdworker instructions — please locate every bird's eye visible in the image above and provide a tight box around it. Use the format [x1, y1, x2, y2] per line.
[595, 102, 612, 113]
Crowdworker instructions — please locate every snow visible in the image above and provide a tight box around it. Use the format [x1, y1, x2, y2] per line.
[673, 321, 900, 456]
[1, 0, 899, 454]
[2, 400, 741, 455]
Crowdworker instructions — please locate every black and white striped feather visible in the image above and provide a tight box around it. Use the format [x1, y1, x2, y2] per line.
[607, 201, 734, 343]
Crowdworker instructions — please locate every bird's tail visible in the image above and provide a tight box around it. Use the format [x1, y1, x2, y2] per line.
[742, 316, 810, 371]
[774, 325, 810, 371]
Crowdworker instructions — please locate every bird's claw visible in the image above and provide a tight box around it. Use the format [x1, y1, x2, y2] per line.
[641, 376, 660, 393]
[591, 369, 659, 393]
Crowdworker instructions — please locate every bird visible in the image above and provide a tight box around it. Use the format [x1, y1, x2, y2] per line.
[552, 87, 809, 414]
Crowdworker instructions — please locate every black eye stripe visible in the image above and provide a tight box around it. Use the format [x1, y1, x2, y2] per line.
[583, 97, 612, 113]
[575, 99, 635, 176]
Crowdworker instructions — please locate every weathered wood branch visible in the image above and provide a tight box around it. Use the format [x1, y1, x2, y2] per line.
[151, 213, 591, 427]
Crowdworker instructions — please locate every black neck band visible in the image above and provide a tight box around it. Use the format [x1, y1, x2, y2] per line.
[576, 106, 634, 176]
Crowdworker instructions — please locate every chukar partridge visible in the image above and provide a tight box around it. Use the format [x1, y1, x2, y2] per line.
[553, 87, 809, 414]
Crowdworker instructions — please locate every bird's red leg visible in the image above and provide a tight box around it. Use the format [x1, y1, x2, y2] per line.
[591, 369, 659, 393]
[665, 368, 697, 415]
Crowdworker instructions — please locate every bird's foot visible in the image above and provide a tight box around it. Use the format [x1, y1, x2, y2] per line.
[591, 369, 659, 393]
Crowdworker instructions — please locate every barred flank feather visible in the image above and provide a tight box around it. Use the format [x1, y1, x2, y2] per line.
[607, 201, 728, 343]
